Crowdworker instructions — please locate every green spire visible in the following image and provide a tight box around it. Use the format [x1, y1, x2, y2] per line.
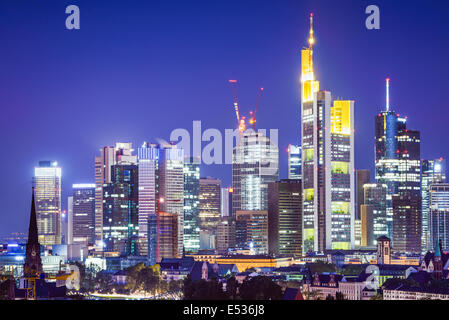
[435, 239, 441, 257]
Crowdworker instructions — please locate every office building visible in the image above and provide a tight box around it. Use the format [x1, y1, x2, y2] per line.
[287, 145, 302, 180]
[300, 15, 355, 252]
[183, 157, 200, 254]
[156, 212, 178, 261]
[375, 79, 421, 242]
[71, 184, 95, 246]
[356, 170, 371, 220]
[360, 205, 374, 247]
[103, 164, 139, 256]
[158, 144, 184, 257]
[199, 177, 221, 249]
[33, 161, 62, 245]
[429, 184, 449, 251]
[137, 143, 159, 258]
[363, 183, 388, 244]
[220, 187, 232, 217]
[422, 158, 446, 251]
[392, 194, 421, 254]
[232, 131, 279, 215]
[268, 179, 302, 257]
[216, 217, 236, 254]
[235, 210, 268, 255]
[94, 143, 136, 248]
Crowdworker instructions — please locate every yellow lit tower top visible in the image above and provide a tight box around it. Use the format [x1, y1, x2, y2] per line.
[301, 13, 319, 102]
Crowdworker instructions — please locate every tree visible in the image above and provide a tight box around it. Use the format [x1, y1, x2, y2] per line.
[226, 276, 239, 300]
[239, 276, 283, 300]
[326, 294, 335, 300]
[307, 262, 337, 274]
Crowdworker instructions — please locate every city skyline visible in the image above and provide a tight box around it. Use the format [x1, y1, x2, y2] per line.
[1, 0, 449, 237]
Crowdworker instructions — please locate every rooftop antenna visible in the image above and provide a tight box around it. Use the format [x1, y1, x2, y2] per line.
[386, 78, 390, 112]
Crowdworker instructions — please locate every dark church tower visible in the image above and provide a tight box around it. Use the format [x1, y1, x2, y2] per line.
[433, 239, 443, 280]
[23, 188, 43, 276]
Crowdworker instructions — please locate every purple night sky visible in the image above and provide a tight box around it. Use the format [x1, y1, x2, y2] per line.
[0, 0, 448, 237]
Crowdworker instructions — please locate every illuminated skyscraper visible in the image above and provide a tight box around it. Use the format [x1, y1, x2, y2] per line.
[216, 217, 236, 254]
[232, 131, 279, 215]
[374, 79, 421, 241]
[288, 145, 302, 180]
[199, 177, 221, 250]
[94, 143, 136, 249]
[356, 170, 371, 220]
[422, 158, 446, 251]
[158, 144, 184, 257]
[137, 143, 159, 259]
[362, 184, 388, 246]
[268, 179, 302, 257]
[429, 184, 449, 251]
[236, 210, 269, 254]
[33, 161, 62, 245]
[183, 157, 200, 254]
[103, 164, 139, 256]
[71, 184, 95, 246]
[300, 14, 355, 252]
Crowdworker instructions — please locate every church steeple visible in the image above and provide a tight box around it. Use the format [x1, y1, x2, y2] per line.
[27, 188, 39, 245]
[24, 188, 43, 276]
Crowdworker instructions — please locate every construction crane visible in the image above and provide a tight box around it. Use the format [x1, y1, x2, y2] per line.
[228, 80, 264, 133]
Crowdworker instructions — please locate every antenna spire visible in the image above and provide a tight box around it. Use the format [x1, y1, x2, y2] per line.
[386, 78, 390, 111]
[308, 13, 315, 49]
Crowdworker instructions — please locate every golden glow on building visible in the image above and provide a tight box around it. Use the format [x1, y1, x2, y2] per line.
[331, 100, 352, 135]
[301, 14, 319, 103]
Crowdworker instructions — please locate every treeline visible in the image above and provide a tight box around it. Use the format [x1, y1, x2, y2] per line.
[183, 275, 283, 300]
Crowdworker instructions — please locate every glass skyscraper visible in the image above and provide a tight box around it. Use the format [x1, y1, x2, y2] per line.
[232, 130, 279, 216]
[33, 161, 62, 245]
[103, 164, 139, 256]
[183, 157, 200, 254]
[430, 184, 449, 251]
[300, 15, 355, 252]
[137, 143, 159, 260]
[287, 145, 302, 180]
[71, 184, 95, 245]
[422, 158, 446, 252]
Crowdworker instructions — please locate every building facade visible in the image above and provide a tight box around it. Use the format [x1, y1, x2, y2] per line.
[33, 161, 62, 245]
[216, 217, 236, 255]
[103, 164, 139, 256]
[300, 15, 355, 252]
[268, 179, 302, 257]
[429, 184, 449, 251]
[422, 159, 447, 252]
[199, 177, 221, 250]
[235, 210, 269, 255]
[183, 157, 200, 254]
[71, 184, 95, 246]
[232, 131, 279, 215]
[287, 145, 302, 180]
[356, 170, 370, 221]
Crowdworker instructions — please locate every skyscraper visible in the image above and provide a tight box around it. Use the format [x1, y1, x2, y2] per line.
[71, 184, 95, 246]
[220, 187, 232, 217]
[199, 177, 221, 250]
[375, 79, 421, 242]
[236, 210, 269, 254]
[356, 170, 371, 220]
[429, 184, 449, 251]
[103, 164, 139, 256]
[300, 14, 355, 252]
[287, 145, 302, 180]
[137, 143, 159, 258]
[422, 158, 447, 251]
[156, 211, 178, 261]
[232, 131, 279, 215]
[268, 179, 302, 257]
[158, 144, 184, 257]
[33, 161, 62, 245]
[363, 183, 388, 244]
[183, 157, 200, 254]
[216, 217, 236, 255]
[392, 194, 421, 253]
[94, 143, 136, 249]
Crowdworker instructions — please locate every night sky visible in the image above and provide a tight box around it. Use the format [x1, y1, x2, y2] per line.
[0, 0, 448, 237]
